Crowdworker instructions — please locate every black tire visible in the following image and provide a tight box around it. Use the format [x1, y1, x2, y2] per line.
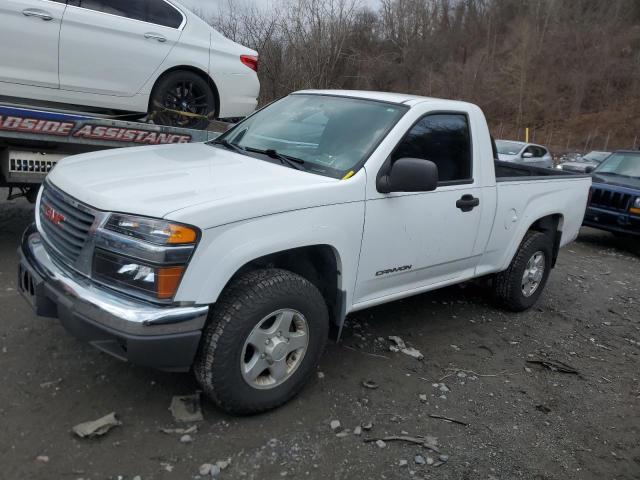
[194, 269, 329, 415]
[493, 230, 553, 312]
[149, 70, 215, 130]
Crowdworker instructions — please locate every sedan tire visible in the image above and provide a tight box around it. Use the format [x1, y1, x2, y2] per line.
[149, 70, 215, 130]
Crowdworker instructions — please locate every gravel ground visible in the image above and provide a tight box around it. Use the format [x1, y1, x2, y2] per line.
[1, 190, 638, 480]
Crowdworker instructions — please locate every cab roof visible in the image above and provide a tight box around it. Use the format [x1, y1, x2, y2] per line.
[293, 89, 473, 108]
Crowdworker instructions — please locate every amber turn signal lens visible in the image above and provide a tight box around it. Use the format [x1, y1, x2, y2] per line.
[629, 207, 640, 216]
[156, 266, 186, 299]
[167, 224, 197, 244]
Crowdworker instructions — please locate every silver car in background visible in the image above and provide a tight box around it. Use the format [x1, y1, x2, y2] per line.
[496, 140, 553, 169]
[557, 151, 611, 173]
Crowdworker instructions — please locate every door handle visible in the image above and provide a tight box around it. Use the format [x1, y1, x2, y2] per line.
[23, 9, 53, 21]
[456, 194, 480, 212]
[145, 33, 167, 43]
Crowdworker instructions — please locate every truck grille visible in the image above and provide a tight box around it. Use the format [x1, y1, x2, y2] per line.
[589, 188, 632, 212]
[39, 184, 96, 263]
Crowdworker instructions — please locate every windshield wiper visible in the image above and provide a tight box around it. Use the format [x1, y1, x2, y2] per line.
[211, 138, 246, 155]
[244, 147, 306, 171]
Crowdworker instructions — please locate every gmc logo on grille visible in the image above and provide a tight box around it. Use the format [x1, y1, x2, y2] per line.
[43, 204, 65, 226]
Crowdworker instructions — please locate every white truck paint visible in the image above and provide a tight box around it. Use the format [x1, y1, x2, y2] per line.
[19, 90, 591, 413]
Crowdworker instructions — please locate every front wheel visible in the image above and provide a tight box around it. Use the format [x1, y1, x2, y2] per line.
[493, 230, 553, 312]
[149, 70, 215, 130]
[194, 269, 329, 415]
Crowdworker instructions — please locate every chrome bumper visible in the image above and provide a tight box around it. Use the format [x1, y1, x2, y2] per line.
[18, 225, 209, 371]
[19, 225, 209, 336]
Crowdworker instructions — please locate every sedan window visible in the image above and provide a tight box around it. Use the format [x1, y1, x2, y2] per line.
[71, 0, 182, 28]
[72, 0, 146, 21]
[146, 0, 183, 28]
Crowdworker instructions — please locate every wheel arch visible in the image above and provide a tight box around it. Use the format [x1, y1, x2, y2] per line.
[527, 214, 564, 267]
[219, 245, 347, 334]
[149, 65, 221, 118]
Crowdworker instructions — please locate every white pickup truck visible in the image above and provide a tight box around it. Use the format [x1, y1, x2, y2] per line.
[18, 90, 591, 414]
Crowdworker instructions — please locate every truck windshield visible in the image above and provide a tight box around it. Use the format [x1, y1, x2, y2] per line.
[211, 94, 408, 178]
[496, 140, 524, 155]
[594, 152, 640, 178]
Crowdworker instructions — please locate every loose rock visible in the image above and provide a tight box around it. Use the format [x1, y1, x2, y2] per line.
[353, 426, 362, 436]
[362, 380, 379, 389]
[169, 394, 203, 423]
[375, 439, 386, 448]
[330, 420, 342, 432]
[72, 412, 121, 438]
[199, 464, 213, 476]
[415, 454, 426, 465]
[179, 434, 193, 443]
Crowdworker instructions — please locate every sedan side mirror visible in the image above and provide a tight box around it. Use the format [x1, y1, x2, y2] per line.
[377, 158, 438, 193]
[585, 165, 595, 174]
[522, 152, 534, 158]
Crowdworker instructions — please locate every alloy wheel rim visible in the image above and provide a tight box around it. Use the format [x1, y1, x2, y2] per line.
[161, 80, 209, 127]
[240, 309, 309, 390]
[521, 251, 545, 297]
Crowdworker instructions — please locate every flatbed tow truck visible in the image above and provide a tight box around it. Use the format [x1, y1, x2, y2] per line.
[0, 103, 224, 202]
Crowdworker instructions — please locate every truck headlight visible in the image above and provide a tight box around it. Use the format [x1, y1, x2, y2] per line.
[105, 214, 198, 245]
[93, 214, 200, 302]
[631, 197, 640, 215]
[93, 250, 185, 300]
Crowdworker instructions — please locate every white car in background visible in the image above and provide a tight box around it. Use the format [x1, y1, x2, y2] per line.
[0, 0, 260, 129]
[496, 140, 553, 169]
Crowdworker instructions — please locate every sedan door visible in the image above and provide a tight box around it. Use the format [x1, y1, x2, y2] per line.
[59, 0, 183, 97]
[0, 0, 66, 88]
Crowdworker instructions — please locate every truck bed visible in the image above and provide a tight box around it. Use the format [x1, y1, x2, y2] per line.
[494, 160, 587, 181]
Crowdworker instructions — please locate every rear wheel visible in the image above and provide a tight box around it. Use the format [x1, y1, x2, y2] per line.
[149, 70, 215, 130]
[493, 230, 553, 312]
[194, 269, 329, 415]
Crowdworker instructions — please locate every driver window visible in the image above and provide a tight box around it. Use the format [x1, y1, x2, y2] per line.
[391, 113, 472, 184]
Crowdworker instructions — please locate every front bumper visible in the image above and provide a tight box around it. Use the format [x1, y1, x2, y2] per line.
[583, 206, 640, 236]
[18, 225, 209, 371]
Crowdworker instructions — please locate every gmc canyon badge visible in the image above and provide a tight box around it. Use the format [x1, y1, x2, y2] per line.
[376, 265, 413, 276]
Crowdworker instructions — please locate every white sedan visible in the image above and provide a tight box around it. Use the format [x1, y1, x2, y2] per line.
[0, 0, 260, 129]
[496, 140, 554, 169]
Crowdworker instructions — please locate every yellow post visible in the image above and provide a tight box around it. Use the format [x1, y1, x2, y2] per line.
[525, 127, 529, 143]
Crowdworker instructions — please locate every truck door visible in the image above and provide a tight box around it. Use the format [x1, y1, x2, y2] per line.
[0, 0, 66, 88]
[59, 0, 182, 97]
[354, 112, 484, 306]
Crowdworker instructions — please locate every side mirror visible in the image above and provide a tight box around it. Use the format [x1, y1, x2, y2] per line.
[377, 158, 438, 194]
[522, 152, 534, 158]
[585, 165, 595, 174]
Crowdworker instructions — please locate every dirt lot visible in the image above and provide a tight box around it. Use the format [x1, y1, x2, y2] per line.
[1, 191, 638, 480]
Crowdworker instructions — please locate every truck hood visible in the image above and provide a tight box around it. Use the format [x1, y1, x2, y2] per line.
[592, 173, 640, 191]
[48, 143, 361, 228]
[560, 161, 593, 171]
